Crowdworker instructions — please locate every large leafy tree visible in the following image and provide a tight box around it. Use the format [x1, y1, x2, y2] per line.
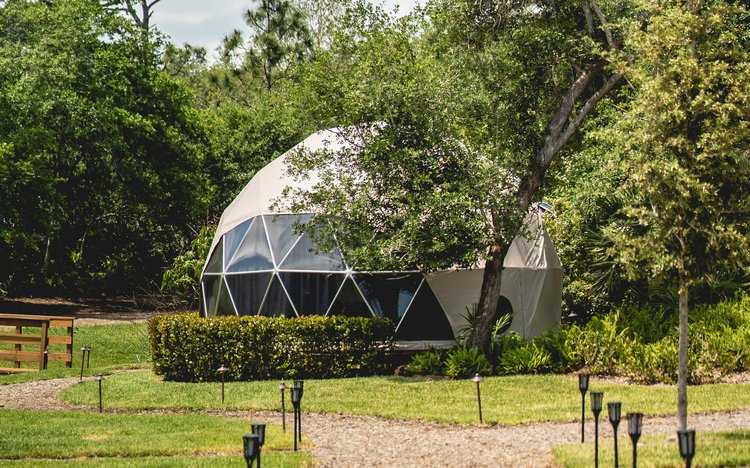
[0, 0, 207, 296]
[607, 0, 750, 429]
[287, 0, 628, 351]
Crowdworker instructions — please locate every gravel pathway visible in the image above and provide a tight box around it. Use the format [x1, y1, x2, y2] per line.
[2, 377, 750, 467]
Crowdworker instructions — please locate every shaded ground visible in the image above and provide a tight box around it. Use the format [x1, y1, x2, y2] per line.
[0, 297, 187, 322]
[1, 375, 749, 467]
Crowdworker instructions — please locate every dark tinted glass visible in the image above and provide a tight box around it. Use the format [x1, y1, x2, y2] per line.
[354, 273, 423, 322]
[280, 233, 346, 271]
[280, 272, 345, 316]
[224, 219, 252, 267]
[264, 214, 312, 264]
[226, 273, 273, 316]
[216, 277, 236, 316]
[205, 241, 223, 273]
[227, 217, 274, 272]
[328, 277, 372, 318]
[396, 282, 454, 340]
[202, 275, 222, 316]
[258, 274, 297, 317]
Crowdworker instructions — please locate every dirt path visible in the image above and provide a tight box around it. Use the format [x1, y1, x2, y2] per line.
[2, 377, 750, 467]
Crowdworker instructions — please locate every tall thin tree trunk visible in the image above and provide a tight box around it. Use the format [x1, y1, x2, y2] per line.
[677, 275, 689, 430]
[470, 242, 506, 355]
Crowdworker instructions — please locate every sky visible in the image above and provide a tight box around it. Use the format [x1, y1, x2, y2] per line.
[154, 0, 421, 56]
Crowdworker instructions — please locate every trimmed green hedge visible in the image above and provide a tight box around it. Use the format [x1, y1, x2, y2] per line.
[148, 313, 394, 381]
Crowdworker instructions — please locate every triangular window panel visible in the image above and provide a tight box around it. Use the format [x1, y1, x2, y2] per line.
[280, 272, 345, 316]
[258, 274, 297, 317]
[223, 219, 252, 268]
[226, 273, 273, 316]
[280, 233, 346, 271]
[205, 241, 223, 273]
[396, 282, 455, 341]
[354, 273, 423, 323]
[264, 214, 312, 265]
[216, 277, 237, 316]
[202, 275, 222, 317]
[227, 217, 274, 272]
[327, 277, 372, 318]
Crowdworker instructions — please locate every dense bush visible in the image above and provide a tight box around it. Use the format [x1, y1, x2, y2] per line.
[409, 294, 750, 384]
[444, 346, 491, 378]
[406, 350, 444, 376]
[148, 313, 393, 381]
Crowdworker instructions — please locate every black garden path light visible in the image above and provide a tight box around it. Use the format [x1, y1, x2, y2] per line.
[590, 391, 604, 468]
[608, 401, 622, 468]
[578, 374, 590, 442]
[217, 364, 229, 404]
[472, 373, 483, 424]
[279, 382, 287, 432]
[242, 433, 261, 468]
[677, 428, 696, 468]
[96, 374, 103, 413]
[627, 412, 643, 468]
[251, 423, 266, 468]
[79, 346, 91, 381]
[294, 379, 304, 439]
[291, 382, 303, 451]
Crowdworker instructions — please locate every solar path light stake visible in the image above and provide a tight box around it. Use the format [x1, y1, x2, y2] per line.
[86, 346, 91, 368]
[251, 423, 266, 468]
[96, 374, 103, 413]
[279, 382, 287, 432]
[79, 347, 87, 381]
[608, 401, 622, 468]
[291, 384, 302, 451]
[472, 374, 483, 424]
[242, 433, 260, 468]
[217, 365, 229, 404]
[578, 374, 590, 442]
[293, 379, 303, 441]
[677, 428, 696, 468]
[627, 412, 643, 468]
[590, 392, 604, 468]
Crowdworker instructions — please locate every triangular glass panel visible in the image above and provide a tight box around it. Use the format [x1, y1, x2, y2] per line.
[226, 272, 273, 316]
[216, 277, 237, 316]
[280, 272, 345, 316]
[280, 233, 346, 271]
[264, 214, 312, 265]
[327, 277, 372, 317]
[204, 241, 223, 273]
[396, 282, 455, 340]
[354, 273, 423, 323]
[223, 219, 252, 268]
[258, 274, 297, 317]
[227, 217, 274, 272]
[202, 275, 222, 317]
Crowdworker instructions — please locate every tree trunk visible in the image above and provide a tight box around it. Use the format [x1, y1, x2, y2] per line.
[677, 275, 689, 430]
[470, 242, 507, 355]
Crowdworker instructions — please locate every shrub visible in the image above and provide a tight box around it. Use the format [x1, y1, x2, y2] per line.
[406, 350, 444, 375]
[444, 346, 491, 379]
[148, 313, 393, 381]
[497, 340, 553, 375]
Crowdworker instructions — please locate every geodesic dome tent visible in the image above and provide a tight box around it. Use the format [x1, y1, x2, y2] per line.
[201, 128, 563, 344]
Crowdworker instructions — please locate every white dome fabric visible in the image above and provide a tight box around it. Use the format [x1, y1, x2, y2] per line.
[203, 127, 563, 343]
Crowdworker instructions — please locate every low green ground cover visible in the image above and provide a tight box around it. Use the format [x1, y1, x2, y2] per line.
[0, 323, 150, 384]
[0, 455, 307, 467]
[63, 370, 750, 425]
[0, 409, 308, 467]
[554, 429, 750, 467]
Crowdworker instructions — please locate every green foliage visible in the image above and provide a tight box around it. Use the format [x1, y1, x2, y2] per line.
[496, 341, 553, 375]
[148, 313, 394, 381]
[444, 346, 491, 379]
[160, 226, 213, 306]
[406, 350, 444, 375]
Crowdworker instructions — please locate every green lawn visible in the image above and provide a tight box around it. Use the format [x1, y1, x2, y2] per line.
[0, 454, 308, 467]
[62, 369, 750, 425]
[0, 323, 150, 384]
[0, 409, 309, 467]
[554, 429, 750, 467]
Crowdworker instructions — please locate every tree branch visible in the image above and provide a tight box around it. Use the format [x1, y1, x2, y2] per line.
[590, 1, 616, 49]
[561, 71, 623, 143]
[582, 1, 595, 38]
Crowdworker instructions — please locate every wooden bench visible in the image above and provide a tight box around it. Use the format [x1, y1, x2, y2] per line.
[0, 314, 75, 374]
